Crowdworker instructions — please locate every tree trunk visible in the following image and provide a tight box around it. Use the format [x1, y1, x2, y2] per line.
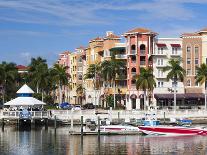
[36, 82, 39, 93]
[144, 91, 147, 111]
[41, 90, 44, 102]
[173, 78, 177, 112]
[113, 81, 116, 109]
[205, 81, 207, 110]
[59, 82, 62, 104]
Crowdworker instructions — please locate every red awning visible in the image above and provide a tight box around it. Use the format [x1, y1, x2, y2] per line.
[171, 44, 181, 47]
[156, 43, 166, 47]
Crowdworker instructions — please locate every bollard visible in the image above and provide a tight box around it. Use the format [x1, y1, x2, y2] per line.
[98, 116, 100, 137]
[54, 115, 57, 129]
[1, 118, 4, 131]
[164, 112, 166, 125]
[81, 116, 83, 137]
[118, 112, 120, 123]
[45, 118, 48, 130]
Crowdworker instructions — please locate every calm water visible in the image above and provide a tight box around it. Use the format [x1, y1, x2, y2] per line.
[1, 126, 207, 155]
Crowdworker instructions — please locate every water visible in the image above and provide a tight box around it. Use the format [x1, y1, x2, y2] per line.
[1, 126, 207, 155]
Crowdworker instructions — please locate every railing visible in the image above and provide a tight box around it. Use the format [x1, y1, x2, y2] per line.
[2, 111, 48, 119]
[140, 50, 145, 55]
[115, 54, 127, 59]
[131, 50, 136, 55]
[140, 61, 146, 65]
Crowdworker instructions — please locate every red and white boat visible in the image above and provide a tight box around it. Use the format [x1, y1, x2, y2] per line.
[138, 126, 207, 136]
[101, 124, 139, 132]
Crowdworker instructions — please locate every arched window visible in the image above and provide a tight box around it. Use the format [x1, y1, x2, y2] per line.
[187, 46, 191, 53]
[131, 44, 136, 50]
[131, 67, 136, 73]
[187, 79, 191, 86]
[140, 44, 146, 50]
[131, 55, 136, 62]
[131, 79, 136, 85]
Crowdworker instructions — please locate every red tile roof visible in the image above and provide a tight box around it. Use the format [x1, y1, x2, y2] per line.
[16, 65, 28, 70]
[125, 27, 157, 34]
[181, 33, 200, 37]
[90, 37, 103, 42]
[171, 44, 181, 47]
[104, 34, 120, 40]
[156, 43, 166, 47]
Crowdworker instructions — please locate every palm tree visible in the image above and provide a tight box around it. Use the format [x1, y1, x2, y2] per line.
[51, 64, 70, 104]
[135, 67, 156, 110]
[163, 58, 185, 111]
[84, 63, 102, 107]
[0, 62, 18, 103]
[101, 58, 126, 109]
[195, 63, 207, 110]
[29, 57, 47, 93]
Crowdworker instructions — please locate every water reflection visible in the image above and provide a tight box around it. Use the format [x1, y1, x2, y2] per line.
[1, 126, 207, 155]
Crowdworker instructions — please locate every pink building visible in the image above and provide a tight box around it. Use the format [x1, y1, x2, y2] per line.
[57, 51, 71, 103]
[123, 28, 157, 110]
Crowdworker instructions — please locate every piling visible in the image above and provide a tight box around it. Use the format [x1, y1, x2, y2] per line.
[98, 116, 100, 137]
[164, 112, 166, 125]
[44, 118, 48, 130]
[118, 112, 120, 122]
[1, 118, 4, 131]
[81, 116, 83, 137]
[54, 115, 57, 129]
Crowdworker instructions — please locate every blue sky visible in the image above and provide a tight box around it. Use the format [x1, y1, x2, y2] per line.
[0, 0, 207, 66]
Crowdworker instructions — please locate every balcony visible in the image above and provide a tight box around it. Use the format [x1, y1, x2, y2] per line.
[140, 61, 146, 66]
[153, 51, 167, 56]
[140, 50, 145, 55]
[170, 52, 180, 56]
[115, 54, 127, 59]
[129, 50, 136, 55]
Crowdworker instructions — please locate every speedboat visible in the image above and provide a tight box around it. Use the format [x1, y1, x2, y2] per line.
[138, 126, 207, 136]
[100, 124, 139, 132]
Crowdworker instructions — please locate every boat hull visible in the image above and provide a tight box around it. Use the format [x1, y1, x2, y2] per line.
[138, 126, 207, 136]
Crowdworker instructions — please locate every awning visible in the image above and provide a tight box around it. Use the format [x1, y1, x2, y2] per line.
[4, 97, 46, 106]
[170, 44, 181, 47]
[154, 93, 204, 100]
[156, 43, 166, 47]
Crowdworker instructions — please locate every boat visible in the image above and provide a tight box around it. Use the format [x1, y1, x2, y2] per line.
[100, 123, 139, 132]
[138, 125, 207, 136]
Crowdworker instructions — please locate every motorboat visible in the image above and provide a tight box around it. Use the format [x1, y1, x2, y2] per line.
[100, 123, 139, 132]
[138, 126, 207, 136]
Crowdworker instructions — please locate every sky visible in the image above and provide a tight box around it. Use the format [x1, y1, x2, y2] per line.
[0, 0, 207, 66]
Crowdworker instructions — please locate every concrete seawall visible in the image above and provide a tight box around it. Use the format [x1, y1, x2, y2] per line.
[1, 109, 207, 125]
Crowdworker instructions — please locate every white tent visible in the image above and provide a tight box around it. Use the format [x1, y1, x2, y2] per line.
[4, 84, 46, 106]
[4, 97, 46, 106]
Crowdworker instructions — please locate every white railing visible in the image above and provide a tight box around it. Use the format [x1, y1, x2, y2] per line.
[115, 54, 127, 59]
[2, 111, 48, 119]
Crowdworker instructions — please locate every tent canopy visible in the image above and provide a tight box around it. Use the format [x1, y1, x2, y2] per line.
[4, 97, 46, 106]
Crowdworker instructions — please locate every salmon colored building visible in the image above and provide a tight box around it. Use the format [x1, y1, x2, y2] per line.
[123, 28, 157, 110]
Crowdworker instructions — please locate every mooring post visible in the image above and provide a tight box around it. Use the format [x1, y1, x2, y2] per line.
[45, 118, 48, 130]
[1, 118, 4, 131]
[118, 112, 120, 123]
[54, 115, 57, 129]
[70, 109, 74, 132]
[164, 111, 166, 125]
[81, 116, 83, 136]
[98, 116, 100, 137]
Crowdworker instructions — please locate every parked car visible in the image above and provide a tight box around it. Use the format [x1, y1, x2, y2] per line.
[83, 103, 95, 109]
[73, 105, 81, 111]
[59, 102, 73, 110]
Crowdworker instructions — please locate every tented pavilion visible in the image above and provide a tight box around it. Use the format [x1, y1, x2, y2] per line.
[4, 84, 46, 110]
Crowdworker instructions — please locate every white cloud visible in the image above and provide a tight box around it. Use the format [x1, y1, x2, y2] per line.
[20, 52, 32, 65]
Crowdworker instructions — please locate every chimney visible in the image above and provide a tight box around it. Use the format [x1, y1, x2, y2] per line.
[106, 31, 113, 36]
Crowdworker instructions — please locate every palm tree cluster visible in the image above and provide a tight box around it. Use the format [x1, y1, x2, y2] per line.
[0, 57, 70, 105]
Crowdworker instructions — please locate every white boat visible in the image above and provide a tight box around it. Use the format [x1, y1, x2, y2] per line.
[100, 124, 139, 132]
[138, 126, 207, 136]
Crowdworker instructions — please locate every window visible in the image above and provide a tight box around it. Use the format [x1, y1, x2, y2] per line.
[195, 81, 199, 86]
[158, 69, 163, 77]
[157, 59, 163, 66]
[195, 58, 199, 65]
[187, 69, 191, 75]
[195, 46, 199, 54]
[158, 48, 164, 54]
[187, 46, 191, 53]
[158, 81, 164, 87]
[187, 79, 191, 86]
[187, 58, 191, 64]
[78, 74, 82, 80]
[172, 48, 178, 55]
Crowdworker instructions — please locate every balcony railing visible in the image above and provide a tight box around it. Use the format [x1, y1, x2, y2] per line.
[140, 61, 146, 65]
[115, 54, 127, 59]
[140, 50, 145, 55]
[131, 50, 136, 55]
